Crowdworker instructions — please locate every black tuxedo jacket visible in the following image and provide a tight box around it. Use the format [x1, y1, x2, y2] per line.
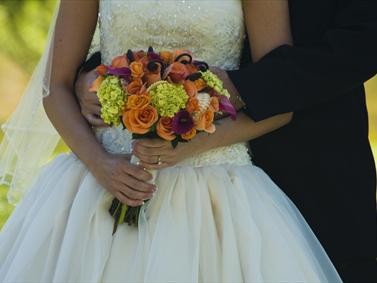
[228, 0, 377, 273]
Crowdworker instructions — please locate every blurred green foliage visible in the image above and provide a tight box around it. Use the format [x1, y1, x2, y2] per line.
[0, 0, 57, 228]
[0, 0, 56, 72]
[0, 185, 13, 228]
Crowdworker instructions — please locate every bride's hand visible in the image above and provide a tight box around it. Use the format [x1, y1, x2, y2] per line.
[132, 139, 193, 170]
[90, 153, 157, 206]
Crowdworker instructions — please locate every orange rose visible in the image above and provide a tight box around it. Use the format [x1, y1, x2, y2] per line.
[168, 62, 189, 83]
[126, 79, 145, 95]
[209, 96, 219, 112]
[183, 80, 197, 97]
[96, 65, 107, 76]
[130, 61, 144, 78]
[196, 110, 216, 134]
[111, 55, 129, 68]
[156, 117, 176, 141]
[181, 128, 197, 141]
[186, 97, 200, 113]
[185, 64, 198, 75]
[89, 76, 104, 92]
[159, 51, 173, 64]
[126, 94, 151, 110]
[123, 106, 158, 134]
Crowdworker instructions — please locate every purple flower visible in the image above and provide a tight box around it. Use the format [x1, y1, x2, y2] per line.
[147, 46, 161, 60]
[219, 96, 237, 120]
[172, 110, 195, 134]
[107, 67, 131, 79]
[148, 52, 161, 61]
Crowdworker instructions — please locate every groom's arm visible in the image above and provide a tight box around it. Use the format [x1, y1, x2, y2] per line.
[227, 0, 377, 121]
[74, 51, 107, 127]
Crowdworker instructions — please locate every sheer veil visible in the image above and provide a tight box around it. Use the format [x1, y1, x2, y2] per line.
[0, 1, 61, 204]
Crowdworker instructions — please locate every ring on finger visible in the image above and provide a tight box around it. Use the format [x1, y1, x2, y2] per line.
[157, 155, 163, 165]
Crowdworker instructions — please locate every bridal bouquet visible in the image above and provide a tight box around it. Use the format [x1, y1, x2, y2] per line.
[90, 47, 237, 233]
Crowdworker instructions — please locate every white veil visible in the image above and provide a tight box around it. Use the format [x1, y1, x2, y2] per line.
[0, 1, 61, 204]
[0, 0, 101, 205]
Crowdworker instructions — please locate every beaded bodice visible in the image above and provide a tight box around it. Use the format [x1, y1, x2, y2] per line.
[95, 0, 252, 167]
[99, 0, 245, 70]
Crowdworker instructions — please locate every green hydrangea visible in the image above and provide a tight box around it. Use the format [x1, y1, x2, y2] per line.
[149, 82, 188, 117]
[200, 70, 230, 98]
[97, 76, 125, 126]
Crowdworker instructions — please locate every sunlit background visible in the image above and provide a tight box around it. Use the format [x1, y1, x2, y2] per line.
[0, 0, 376, 228]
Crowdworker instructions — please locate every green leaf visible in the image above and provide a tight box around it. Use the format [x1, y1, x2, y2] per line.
[171, 139, 179, 149]
[132, 131, 159, 140]
[171, 136, 189, 149]
[109, 198, 121, 216]
[111, 198, 124, 235]
[118, 204, 128, 225]
[112, 205, 121, 235]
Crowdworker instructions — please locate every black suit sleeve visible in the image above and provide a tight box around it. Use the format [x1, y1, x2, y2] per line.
[227, 1, 377, 121]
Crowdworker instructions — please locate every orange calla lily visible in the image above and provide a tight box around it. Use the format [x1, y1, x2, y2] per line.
[96, 65, 107, 76]
[89, 76, 104, 92]
[111, 55, 129, 68]
[181, 128, 197, 140]
[183, 80, 198, 97]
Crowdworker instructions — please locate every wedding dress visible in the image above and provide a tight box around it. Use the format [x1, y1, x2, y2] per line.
[0, 0, 342, 282]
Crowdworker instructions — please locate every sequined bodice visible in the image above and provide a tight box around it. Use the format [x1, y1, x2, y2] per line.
[99, 0, 245, 70]
[96, 0, 252, 167]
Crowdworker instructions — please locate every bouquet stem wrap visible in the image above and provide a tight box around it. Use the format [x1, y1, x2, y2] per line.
[130, 154, 158, 184]
[109, 151, 157, 234]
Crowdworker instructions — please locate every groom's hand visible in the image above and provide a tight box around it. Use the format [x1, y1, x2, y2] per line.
[75, 69, 107, 127]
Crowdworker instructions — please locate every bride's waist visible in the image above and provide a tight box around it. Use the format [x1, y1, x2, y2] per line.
[175, 143, 251, 167]
[94, 126, 252, 167]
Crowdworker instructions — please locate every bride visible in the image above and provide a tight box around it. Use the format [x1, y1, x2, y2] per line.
[0, 0, 342, 282]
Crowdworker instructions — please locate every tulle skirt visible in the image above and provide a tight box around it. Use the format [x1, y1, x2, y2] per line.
[0, 153, 341, 282]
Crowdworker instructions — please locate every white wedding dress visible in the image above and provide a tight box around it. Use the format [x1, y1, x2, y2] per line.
[0, 1, 342, 282]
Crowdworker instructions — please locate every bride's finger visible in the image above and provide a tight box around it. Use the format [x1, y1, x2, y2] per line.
[133, 143, 171, 157]
[135, 139, 168, 148]
[115, 191, 144, 207]
[140, 161, 170, 170]
[118, 174, 155, 194]
[132, 151, 160, 164]
[118, 170, 155, 192]
[118, 184, 153, 201]
[139, 155, 173, 170]
[121, 162, 154, 183]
